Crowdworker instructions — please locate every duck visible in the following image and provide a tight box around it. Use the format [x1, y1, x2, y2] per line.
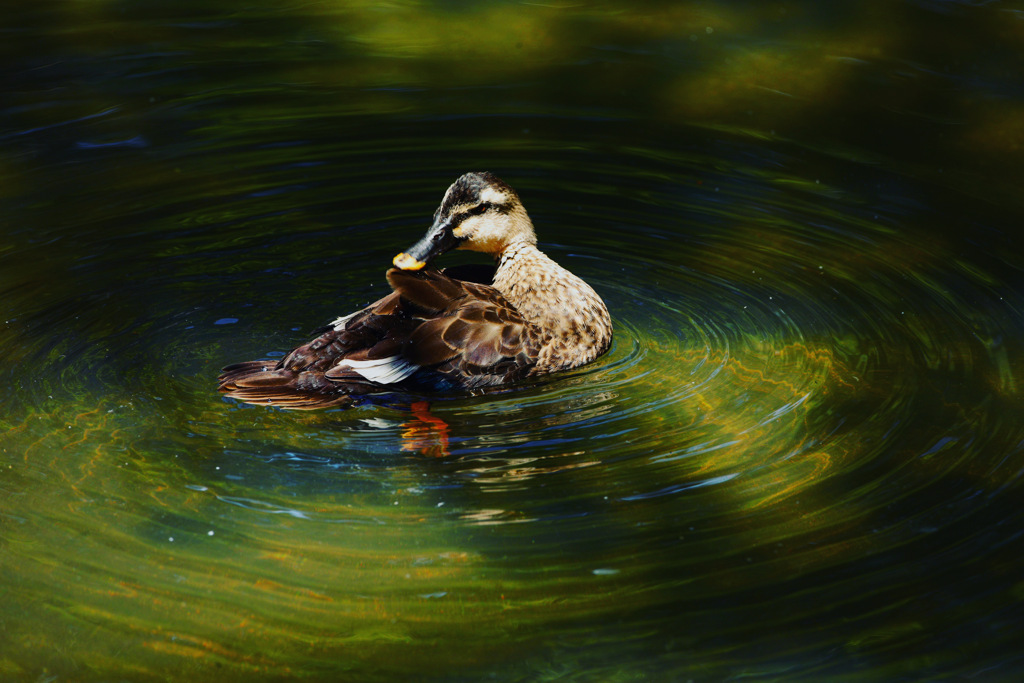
[217, 171, 612, 409]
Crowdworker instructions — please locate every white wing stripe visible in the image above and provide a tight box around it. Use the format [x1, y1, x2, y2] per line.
[337, 356, 419, 384]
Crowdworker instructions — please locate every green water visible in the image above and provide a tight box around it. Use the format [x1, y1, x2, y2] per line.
[3, 1, 1024, 681]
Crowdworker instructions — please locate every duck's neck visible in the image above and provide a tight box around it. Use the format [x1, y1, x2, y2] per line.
[493, 241, 545, 315]
[492, 240, 612, 368]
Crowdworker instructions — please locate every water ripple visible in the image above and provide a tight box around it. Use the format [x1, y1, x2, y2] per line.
[2, 117, 1023, 681]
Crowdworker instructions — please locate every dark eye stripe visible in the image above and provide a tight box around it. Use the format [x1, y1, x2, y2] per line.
[451, 201, 510, 226]
[454, 203, 492, 223]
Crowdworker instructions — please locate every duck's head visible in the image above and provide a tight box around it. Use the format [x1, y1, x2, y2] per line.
[394, 172, 536, 270]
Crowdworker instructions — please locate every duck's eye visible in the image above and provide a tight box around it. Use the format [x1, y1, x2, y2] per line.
[467, 202, 491, 216]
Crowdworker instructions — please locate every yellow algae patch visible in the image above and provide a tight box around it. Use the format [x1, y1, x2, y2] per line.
[666, 31, 887, 123]
[0, 659, 24, 678]
[670, 48, 832, 119]
[596, 3, 743, 42]
[345, 5, 559, 67]
[143, 631, 287, 675]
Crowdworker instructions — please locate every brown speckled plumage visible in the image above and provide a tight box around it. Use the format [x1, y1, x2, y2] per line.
[217, 172, 612, 410]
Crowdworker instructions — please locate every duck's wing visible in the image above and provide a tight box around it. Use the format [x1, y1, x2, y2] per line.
[217, 267, 539, 409]
[387, 268, 540, 389]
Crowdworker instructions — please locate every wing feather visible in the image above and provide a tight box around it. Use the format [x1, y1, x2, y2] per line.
[219, 266, 540, 407]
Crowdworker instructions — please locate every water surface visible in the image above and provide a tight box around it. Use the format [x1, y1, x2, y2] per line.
[3, 1, 1024, 681]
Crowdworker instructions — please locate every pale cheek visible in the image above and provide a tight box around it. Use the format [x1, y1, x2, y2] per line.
[481, 234, 505, 252]
[463, 228, 504, 253]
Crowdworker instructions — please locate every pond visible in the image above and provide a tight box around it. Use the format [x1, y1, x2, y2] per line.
[3, 1, 1024, 680]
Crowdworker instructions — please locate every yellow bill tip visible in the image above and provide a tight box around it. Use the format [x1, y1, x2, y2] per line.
[393, 252, 426, 271]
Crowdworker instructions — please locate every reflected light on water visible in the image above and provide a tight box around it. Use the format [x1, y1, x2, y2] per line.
[2, 0, 1024, 681]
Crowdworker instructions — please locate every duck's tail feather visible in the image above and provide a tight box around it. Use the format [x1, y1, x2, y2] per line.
[217, 361, 358, 410]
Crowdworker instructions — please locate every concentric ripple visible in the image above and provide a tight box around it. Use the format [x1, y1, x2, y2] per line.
[3, 107, 1024, 681]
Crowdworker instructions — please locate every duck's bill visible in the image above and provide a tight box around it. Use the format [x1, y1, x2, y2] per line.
[393, 218, 461, 270]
